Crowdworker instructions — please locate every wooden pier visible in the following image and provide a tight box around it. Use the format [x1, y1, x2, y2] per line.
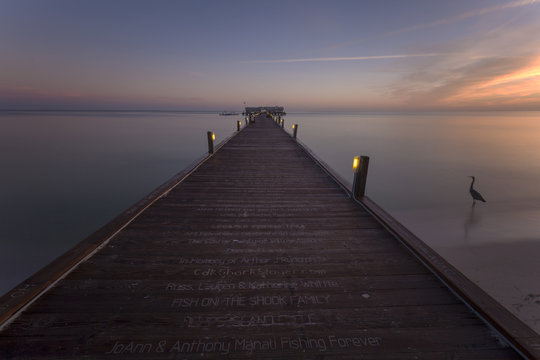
[1, 113, 539, 359]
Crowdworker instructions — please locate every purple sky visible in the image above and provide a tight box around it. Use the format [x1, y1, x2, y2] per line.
[1, 0, 540, 111]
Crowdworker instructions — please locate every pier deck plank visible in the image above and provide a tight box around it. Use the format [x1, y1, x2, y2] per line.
[0, 116, 526, 359]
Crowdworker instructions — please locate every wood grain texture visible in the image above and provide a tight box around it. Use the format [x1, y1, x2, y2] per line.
[0, 115, 527, 359]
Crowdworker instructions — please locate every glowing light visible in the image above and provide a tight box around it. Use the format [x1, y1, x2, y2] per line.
[352, 156, 360, 171]
[212, 133, 215, 141]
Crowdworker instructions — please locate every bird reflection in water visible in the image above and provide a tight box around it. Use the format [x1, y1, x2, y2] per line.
[464, 176, 487, 240]
[464, 204, 481, 240]
[469, 176, 487, 207]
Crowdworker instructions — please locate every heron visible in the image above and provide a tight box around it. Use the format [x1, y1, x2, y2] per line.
[468, 176, 486, 206]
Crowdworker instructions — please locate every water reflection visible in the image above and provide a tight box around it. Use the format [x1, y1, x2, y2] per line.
[1, 110, 539, 334]
[464, 175, 487, 240]
[285, 111, 540, 334]
[0, 111, 236, 296]
[464, 204, 482, 240]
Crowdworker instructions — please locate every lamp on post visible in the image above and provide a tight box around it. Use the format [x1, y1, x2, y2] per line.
[352, 155, 369, 199]
[292, 124, 298, 139]
[207, 131, 215, 154]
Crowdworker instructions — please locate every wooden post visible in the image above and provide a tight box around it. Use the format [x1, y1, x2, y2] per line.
[281, 118, 284, 128]
[352, 156, 369, 199]
[237, 121, 241, 132]
[292, 124, 298, 138]
[207, 131, 215, 154]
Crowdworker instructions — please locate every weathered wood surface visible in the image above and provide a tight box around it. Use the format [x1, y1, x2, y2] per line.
[0, 115, 525, 359]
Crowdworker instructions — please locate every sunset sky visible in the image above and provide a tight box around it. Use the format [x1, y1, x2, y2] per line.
[1, 0, 540, 111]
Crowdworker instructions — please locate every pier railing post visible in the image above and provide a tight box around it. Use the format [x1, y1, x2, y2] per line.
[281, 118, 285, 128]
[237, 121, 241, 132]
[352, 156, 369, 199]
[292, 124, 298, 139]
[207, 131, 215, 154]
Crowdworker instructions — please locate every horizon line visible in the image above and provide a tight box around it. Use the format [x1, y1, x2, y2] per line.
[2, 107, 540, 113]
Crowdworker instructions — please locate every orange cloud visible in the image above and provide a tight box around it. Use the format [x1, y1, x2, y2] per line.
[444, 56, 540, 107]
[479, 57, 540, 88]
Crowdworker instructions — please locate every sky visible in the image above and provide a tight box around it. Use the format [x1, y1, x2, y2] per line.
[1, 0, 540, 111]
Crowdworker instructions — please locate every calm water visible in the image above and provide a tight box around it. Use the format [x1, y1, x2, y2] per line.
[0, 111, 236, 295]
[1, 110, 539, 333]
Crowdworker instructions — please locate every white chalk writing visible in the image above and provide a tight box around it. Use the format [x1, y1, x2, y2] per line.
[193, 267, 327, 278]
[170, 295, 331, 308]
[175, 256, 327, 266]
[105, 335, 382, 355]
[165, 280, 340, 292]
[185, 313, 315, 328]
[188, 238, 323, 245]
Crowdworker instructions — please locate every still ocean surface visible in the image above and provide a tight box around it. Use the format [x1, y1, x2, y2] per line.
[1, 110, 539, 333]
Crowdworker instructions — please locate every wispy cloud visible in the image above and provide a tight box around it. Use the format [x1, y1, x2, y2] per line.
[443, 56, 540, 106]
[377, 12, 540, 110]
[387, 52, 540, 109]
[397, 0, 539, 33]
[325, 0, 540, 51]
[243, 53, 441, 64]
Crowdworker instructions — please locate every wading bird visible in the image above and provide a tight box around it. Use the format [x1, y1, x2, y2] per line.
[468, 176, 486, 206]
